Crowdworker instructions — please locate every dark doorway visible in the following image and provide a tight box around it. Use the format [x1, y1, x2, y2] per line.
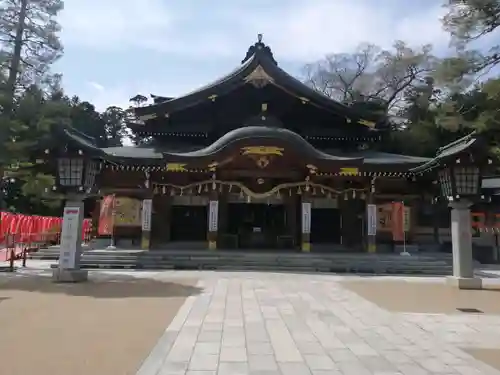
[310, 208, 341, 244]
[227, 203, 287, 249]
[170, 205, 208, 241]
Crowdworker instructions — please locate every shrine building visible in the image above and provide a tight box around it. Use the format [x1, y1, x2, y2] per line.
[45, 36, 488, 253]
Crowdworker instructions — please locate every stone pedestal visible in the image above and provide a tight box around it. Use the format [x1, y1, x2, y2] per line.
[447, 200, 482, 289]
[52, 268, 88, 283]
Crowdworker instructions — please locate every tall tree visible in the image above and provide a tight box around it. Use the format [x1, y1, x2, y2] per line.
[442, 0, 500, 73]
[101, 105, 126, 146]
[303, 42, 437, 112]
[0, 0, 64, 112]
[66, 97, 107, 146]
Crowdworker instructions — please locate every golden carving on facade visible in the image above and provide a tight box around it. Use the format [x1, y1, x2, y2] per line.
[306, 164, 318, 174]
[244, 65, 275, 88]
[165, 163, 188, 172]
[358, 119, 376, 128]
[241, 146, 283, 169]
[208, 156, 234, 171]
[241, 146, 284, 156]
[339, 167, 359, 176]
[255, 156, 270, 168]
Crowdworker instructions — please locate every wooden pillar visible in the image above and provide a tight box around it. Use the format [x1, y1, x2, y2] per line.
[301, 194, 311, 252]
[366, 178, 377, 253]
[140, 198, 153, 250]
[207, 191, 219, 250]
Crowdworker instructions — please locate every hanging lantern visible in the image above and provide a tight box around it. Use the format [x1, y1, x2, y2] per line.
[352, 190, 356, 199]
[239, 190, 244, 198]
[360, 192, 366, 200]
[297, 186, 302, 194]
[247, 195, 251, 203]
[228, 184, 233, 192]
[198, 184, 202, 193]
[154, 186, 159, 194]
[305, 184, 310, 192]
[312, 187, 316, 196]
[180, 189, 184, 196]
[204, 184, 208, 192]
[162, 186, 166, 194]
[212, 181, 216, 190]
[344, 192, 349, 200]
[219, 184, 223, 192]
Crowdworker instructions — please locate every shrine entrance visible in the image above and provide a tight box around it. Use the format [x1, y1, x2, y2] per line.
[218, 193, 296, 249]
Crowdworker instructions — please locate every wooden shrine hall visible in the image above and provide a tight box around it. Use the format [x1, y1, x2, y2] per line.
[43, 35, 485, 253]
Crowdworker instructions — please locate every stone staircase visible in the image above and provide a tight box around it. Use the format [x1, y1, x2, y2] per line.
[30, 247, 457, 275]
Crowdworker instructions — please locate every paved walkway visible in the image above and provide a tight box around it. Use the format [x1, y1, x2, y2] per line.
[131, 271, 500, 375]
[5, 263, 500, 375]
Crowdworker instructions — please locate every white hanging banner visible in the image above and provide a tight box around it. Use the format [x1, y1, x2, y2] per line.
[301, 202, 311, 234]
[59, 206, 81, 269]
[367, 204, 377, 236]
[141, 199, 153, 231]
[208, 200, 219, 232]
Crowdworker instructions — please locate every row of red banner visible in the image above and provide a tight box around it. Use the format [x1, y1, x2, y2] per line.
[0, 212, 91, 245]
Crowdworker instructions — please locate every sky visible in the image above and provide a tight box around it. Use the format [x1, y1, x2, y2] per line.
[55, 0, 456, 111]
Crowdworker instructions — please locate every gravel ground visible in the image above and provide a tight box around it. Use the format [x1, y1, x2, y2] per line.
[341, 278, 500, 314]
[0, 273, 199, 375]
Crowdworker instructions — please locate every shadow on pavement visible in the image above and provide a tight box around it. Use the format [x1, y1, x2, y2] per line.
[0, 274, 201, 299]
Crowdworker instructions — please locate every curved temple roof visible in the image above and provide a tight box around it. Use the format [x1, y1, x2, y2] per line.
[54, 124, 430, 171]
[410, 131, 485, 173]
[134, 35, 383, 129]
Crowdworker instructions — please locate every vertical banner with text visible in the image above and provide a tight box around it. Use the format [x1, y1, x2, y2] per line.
[366, 204, 377, 236]
[141, 199, 153, 232]
[392, 202, 405, 242]
[301, 202, 312, 234]
[208, 200, 219, 232]
[98, 195, 115, 235]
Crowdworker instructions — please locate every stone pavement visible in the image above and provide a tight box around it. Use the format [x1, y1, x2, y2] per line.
[131, 271, 500, 375]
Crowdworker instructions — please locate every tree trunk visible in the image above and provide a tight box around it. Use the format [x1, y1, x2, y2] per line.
[4, 0, 29, 114]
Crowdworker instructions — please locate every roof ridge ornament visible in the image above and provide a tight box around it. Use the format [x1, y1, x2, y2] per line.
[241, 33, 277, 65]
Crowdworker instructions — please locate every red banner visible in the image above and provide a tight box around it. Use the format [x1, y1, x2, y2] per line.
[392, 202, 405, 242]
[98, 195, 115, 235]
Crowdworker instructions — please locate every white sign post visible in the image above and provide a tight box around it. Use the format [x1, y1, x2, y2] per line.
[141, 199, 153, 231]
[366, 204, 377, 236]
[58, 206, 81, 269]
[208, 200, 219, 232]
[301, 202, 311, 234]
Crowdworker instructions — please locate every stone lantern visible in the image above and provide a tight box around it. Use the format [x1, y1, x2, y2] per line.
[412, 132, 493, 289]
[47, 147, 102, 282]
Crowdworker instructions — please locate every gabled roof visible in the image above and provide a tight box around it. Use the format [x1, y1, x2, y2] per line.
[53, 123, 429, 172]
[134, 35, 383, 129]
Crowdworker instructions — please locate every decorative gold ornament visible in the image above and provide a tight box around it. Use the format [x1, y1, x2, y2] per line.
[256, 156, 270, 168]
[166, 163, 187, 172]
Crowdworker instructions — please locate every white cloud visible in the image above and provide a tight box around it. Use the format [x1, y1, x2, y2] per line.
[60, 0, 450, 61]
[59, 0, 453, 110]
[244, 2, 449, 60]
[87, 81, 105, 91]
[59, 0, 175, 49]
